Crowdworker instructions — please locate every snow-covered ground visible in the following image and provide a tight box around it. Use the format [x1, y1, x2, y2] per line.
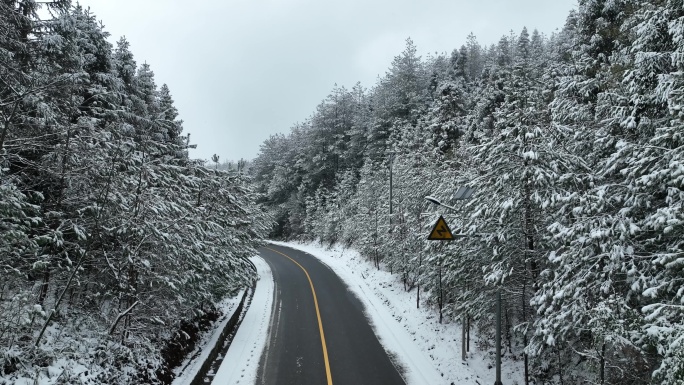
[270, 240, 524, 385]
[171, 294, 245, 385]
[173, 256, 273, 385]
[211, 256, 274, 385]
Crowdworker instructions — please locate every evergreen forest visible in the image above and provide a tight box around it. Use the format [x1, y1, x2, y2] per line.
[252, 1, 684, 384]
[1, 1, 268, 383]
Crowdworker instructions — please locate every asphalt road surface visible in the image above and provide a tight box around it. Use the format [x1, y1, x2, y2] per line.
[256, 244, 406, 385]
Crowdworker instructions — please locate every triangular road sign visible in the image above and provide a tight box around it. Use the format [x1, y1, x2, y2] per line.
[428, 215, 454, 240]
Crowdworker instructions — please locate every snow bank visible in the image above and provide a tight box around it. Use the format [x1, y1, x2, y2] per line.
[211, 256, 274, 385]
[170, 292, 246, 385]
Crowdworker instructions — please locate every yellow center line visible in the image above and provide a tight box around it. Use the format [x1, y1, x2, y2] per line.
[265, 247, 333, 385]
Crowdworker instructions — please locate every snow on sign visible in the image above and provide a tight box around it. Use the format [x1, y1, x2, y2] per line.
[427, 216, 454, 240]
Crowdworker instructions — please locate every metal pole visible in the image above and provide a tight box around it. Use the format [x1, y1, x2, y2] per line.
[417, 214, 421, 309]
[389, 161, 393, 228]
[462, 316, 466, 361]
[495, 286, 502, 385]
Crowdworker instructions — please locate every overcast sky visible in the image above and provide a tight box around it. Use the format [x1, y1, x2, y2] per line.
[75, 0, 577, 162]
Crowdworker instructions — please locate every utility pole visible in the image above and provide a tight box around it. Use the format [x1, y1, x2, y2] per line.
[388, 151, 395, 229]
[495, 287, 503, 385]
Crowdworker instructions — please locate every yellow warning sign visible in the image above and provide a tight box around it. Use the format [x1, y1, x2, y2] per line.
[428, 215, 454, 240]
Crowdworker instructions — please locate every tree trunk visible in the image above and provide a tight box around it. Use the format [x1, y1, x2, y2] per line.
[438, 256, 443, 324]
[600, 343, 606, 385]
[0, 120, 11, 153]
[35, 252, 86, 347]
[109, 300, 139, 335]
[557, 346, 564, 385]
[38, 270, 50, 306]
[522, 280, 529, 385]
[416, 250, 422, 309]
[466, 315, 470, 352]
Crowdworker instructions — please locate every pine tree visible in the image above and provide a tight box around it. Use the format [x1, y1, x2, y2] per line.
[1, 3, 267, 383]
[529, 2, 659, 383]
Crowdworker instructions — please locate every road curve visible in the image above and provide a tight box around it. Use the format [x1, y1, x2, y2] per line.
[256, 244, 406, 385]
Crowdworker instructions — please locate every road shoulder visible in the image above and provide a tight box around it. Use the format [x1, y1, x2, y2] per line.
[211, 256, 275, 385]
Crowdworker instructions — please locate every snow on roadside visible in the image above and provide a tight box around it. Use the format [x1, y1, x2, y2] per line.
[171, 291, 246, 385]
[270, 240, 524, 385]
[211, 256, 274, 385]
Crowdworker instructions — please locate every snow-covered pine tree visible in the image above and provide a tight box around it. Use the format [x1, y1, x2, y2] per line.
[461, 27, 560, 382]
[1, 3, 267, 383]
[610, 1, 684, 383]
[529, 1, 659, 383]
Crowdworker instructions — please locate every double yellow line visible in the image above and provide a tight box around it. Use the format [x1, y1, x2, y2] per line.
[266, 247, 333, 385]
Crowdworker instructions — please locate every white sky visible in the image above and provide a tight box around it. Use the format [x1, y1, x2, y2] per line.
[74, 0, 577, 162]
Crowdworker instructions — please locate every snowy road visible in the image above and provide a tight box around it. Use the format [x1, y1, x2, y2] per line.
[256, 244, 406, 385]
[270, 241, 522, 385]
[211, 242, 517, 385]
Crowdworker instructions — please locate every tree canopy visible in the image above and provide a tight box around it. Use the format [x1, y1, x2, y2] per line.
[253, 1, 684, 383]
[0, 2, 268, 383]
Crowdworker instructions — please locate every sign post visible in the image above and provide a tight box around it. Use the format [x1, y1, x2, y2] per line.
[425, 190, 486, 375]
